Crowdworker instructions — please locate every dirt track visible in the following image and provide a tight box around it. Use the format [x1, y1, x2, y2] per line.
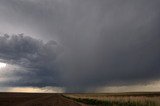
[0, 93, 88, 106]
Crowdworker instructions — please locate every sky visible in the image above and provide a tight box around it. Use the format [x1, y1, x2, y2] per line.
[0, 0, 160, 92]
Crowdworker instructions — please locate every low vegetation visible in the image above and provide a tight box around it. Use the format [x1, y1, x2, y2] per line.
[64, 93, 160, 106]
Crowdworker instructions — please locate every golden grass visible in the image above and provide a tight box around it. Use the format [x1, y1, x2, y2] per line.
[64, 93, 160, 106]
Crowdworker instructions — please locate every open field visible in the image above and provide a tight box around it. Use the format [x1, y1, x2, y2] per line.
[0, 93, 88, 106]
[0, 92, 160, 106]
[64, 92, 160, 106]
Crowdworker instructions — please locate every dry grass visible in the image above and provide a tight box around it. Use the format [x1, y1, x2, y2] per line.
[64, 93, 160, 106]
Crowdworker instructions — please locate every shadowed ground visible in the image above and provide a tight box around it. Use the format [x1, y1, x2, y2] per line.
[0, 93, 88, 106]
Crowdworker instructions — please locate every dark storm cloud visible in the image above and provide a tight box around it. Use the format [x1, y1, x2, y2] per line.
[0, 34, 63, 87]
[0, 0, 160, 92]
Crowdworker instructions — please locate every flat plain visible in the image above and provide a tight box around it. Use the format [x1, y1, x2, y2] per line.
[0, 92, 160, 106]
[64, 92, 160, 106]
[0, 93, 88, 106]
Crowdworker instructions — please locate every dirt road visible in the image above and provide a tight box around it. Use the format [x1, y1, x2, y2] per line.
[0, 93, 88, 106]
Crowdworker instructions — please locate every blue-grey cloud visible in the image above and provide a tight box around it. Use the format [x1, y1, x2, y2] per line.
[0, 34, 63, 87]
[0, 0, 160, 92]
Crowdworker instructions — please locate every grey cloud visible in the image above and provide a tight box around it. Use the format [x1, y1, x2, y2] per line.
[0, 34, 63, 87]
[56, 0, 160, 92]
[0, 0, 160, 92]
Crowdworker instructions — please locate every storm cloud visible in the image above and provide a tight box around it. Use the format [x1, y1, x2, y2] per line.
[0, 34, 63, 87]
[0, 0, 160, 92]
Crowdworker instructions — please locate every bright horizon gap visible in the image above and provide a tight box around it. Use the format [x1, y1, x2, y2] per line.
[0, 62, 7, 68]
[1, 80, 160, 93]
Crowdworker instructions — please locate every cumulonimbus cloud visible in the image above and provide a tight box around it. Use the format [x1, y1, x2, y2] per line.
[0, 34, 63, 87]
[0, 0, 160, 92]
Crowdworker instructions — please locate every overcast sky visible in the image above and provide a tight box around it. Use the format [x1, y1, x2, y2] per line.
[0, 0, 160, 92]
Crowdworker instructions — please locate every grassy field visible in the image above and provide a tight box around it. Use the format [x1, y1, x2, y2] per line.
[64, 92, 160, 106]
[0, 92, 159, 106]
